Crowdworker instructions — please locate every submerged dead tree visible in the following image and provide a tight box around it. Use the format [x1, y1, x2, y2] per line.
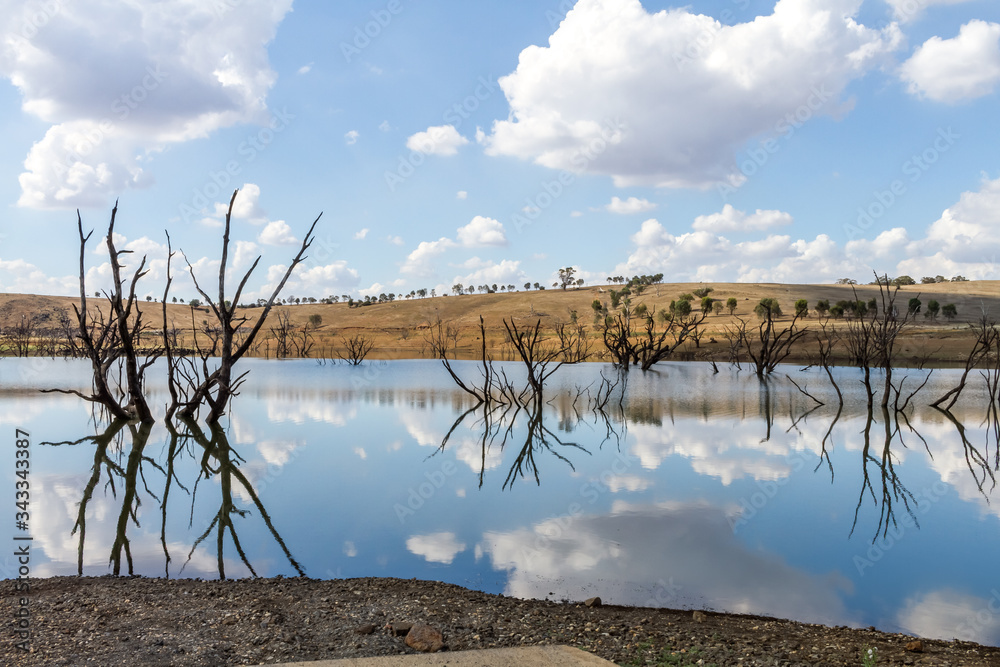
[45, 205, 161, 422]
[843, 275, 913, 409]
[175, 189, 319, 424]
[601, 305, 706, 371]
[931, 310, 999, 410]
[730, 303, 807, 378]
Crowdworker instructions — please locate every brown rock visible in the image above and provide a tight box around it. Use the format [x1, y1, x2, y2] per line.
[584, 597, 602, 607]
[354, 624, 376, 635]
[693, 611, 708, 623]
[391, 622, 412, 637]
[405, 623, 444, 653]
[905, 640, 924, 653]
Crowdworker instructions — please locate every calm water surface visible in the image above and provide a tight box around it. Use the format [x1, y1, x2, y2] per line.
[3, 358, 1000, 645]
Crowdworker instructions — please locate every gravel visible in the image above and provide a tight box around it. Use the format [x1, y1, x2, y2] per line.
[7, 575, 1000, 666]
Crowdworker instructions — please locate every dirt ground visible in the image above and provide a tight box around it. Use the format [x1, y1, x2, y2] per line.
[7, 576, 1000, 666]
[2, 280, 999, 365]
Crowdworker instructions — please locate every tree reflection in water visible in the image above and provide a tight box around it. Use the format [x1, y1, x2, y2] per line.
[43, 419, 303, 579]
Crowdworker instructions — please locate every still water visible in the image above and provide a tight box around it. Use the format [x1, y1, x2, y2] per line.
[2, 358, 1000, 645]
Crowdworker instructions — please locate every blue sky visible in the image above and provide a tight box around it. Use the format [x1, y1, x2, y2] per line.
[1, 0, 999, 301]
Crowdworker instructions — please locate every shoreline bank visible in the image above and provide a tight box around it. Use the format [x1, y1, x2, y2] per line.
[7, 576, 999, 666]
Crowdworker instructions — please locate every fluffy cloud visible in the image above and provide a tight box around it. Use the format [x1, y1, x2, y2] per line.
[258, 220, 298, 246]
[344, 130, 360, 145]
[400, 238, 456, 277]
[894, 174, 1000, 277]
[292, 261, 361, 292]
[606, 196, 657, 215]
[900, 21, 1000, 103]
[617, 175, 1000, 283]
[457, 216, 507, 247]
[451, 259, 524, 288]
[206, 183, 267, 224]
[2, 0, 293, 208]
[692, 204, 793, 233]
[405, 124, 469, 156]
[406, 532, 467, 565]
[483, 0, 900, 188]
[402, 217, 511, 277]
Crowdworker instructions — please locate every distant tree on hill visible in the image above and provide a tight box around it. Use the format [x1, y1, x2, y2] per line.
[308, 314, 322, 327]
[726, 297, 737, 315]
[892, 275, 916, 286]
[952, 275, 969, 282]
[907, 297, 921, 314]
[558, 267, 577, 290]
[925, 299, 940, 320]
[794, 299, 808, 318]
[942, 303, 957, 320]
[700, 296, 714, 314]
[693, 287, 714, 298]
[836, 278, 857, 285]
[814, 299, 830, 318]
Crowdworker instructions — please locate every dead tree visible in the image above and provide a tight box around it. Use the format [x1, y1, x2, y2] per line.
[844, 275, 914, 408]
[636, 310, 706, 371]
[269, 310, 294, 358]
[6, 313, 38, 357]
[338, 333, 374, 366]
[731, 305, 807, 378]
[45, 207, 159, 422]
[176, 189, 320, 423]
[105, 207, 162, 422]
[554, 322, 592, 363]
[504, 318, 566, 397]
[931, 310, 999, 410]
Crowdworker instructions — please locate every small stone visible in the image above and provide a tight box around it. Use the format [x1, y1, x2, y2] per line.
[584, 597, 602, 607]
[905, 640, 924, 653]
[693, 611, 708, 623]
[392, 622, 412, 637]
[354, 624, 376, 635]
[405, 623, 444, 653]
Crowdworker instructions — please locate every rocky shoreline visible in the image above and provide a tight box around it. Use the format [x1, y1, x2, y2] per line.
[7, 576, 1000, 666]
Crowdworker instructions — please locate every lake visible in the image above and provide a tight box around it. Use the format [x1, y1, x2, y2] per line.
[3, 357, 1000, 645]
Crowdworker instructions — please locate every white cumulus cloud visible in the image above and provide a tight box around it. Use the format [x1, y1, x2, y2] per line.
[457, 216, 508, 247]
[2, 0, 293, 209]
[258, 220, 298, 246]
[692, 205, 793, 233]
[606, 196, 657, 214]
[900, 21, 1000, 104]
[483, 0, 900, 189]
[405, 124, 469, 156]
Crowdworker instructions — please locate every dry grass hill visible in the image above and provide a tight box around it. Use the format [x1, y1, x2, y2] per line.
[1, 280, 998, 365]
